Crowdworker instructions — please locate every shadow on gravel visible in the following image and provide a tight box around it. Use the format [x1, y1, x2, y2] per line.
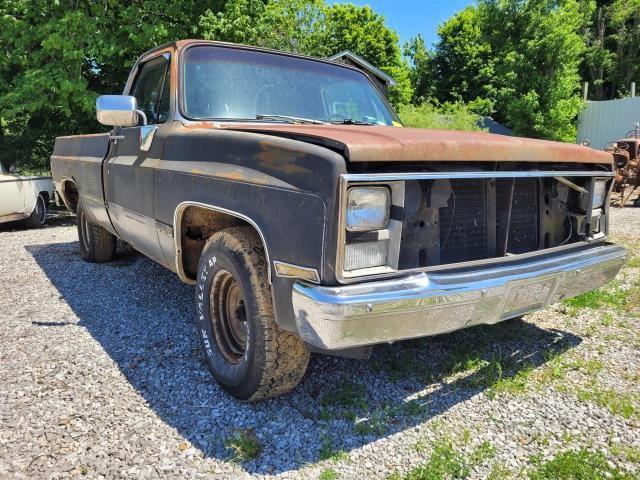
[27, 241, 582, 475]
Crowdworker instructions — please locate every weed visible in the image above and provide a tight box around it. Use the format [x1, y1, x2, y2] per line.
[470, 440, 496, 464]
[627, 256, 640, 268]
[405, 398, 428, 416]
[576, 387, 638, 419]
[563, 281, 627, 311]
[319, 407, 333, 421]
[319, 437, 348, 463]
[403, 439, 469, 480]
[487, 462, 513, 480]
[319, 468, 339, 480]
[353, 412, 386, 436]
[610, 443, 640, 464]
[321, 382, 367, 410]
[528, 449, 633, 479]
[225, 429, 261, 462]
[487, 363, 534, 398]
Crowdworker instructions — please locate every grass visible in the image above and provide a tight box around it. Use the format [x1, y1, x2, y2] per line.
[401, 439, 471, 480]
[562, 277, 640, 317]
[396, 437, 496, 480]
[528, 449, 634, 479]
[319, 437, 349, 463]
[487, 462, 514, 479]
[319, 468, 339, 480]
[627, 256, 640, 268]
[610, 443, 640, 464]
[562, 280, 628, 314]
[321, 381, 368, 410]
[576, 386, 638, 420]
[225, 429, 261, 462]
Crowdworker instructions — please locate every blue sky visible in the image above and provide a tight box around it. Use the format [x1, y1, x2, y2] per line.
[327, 0, 474, 47]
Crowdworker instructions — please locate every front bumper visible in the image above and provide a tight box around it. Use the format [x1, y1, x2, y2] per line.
[291, 244, 627, 350]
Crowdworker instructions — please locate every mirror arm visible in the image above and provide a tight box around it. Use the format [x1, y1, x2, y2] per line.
[136, 109, 148, 126]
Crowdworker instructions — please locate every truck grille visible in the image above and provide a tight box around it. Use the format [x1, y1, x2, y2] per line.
[399, 177, 551, 269]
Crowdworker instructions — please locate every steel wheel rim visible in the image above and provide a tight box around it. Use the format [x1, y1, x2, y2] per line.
[210, 269, 248, 364]
[37, 197, 46, 224]
[79, 209, 91, 251]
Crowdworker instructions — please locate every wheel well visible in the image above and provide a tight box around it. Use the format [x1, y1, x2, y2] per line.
[61, 180, 79, 211]
[178, 205, 262, 280]
[38, 191, 50, 204]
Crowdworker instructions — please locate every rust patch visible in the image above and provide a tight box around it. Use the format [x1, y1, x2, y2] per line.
[221, 124, 614, 165]
[255, 140, 308, 175]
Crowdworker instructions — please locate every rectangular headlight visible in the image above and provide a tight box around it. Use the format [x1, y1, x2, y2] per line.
[592, 179, 607, 209]
[346, 187, 391, 232]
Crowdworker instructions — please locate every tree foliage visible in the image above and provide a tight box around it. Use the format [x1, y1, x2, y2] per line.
[199, 1, 413, 105]
[582, 0, 640, 100]
[0, 0, 410, 172]
[398, 102, 486, 132]
[406, 0, 591, 142]
[0, 0, 217, 171]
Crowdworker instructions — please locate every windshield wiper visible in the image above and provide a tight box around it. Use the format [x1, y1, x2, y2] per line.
[255, 114, 327, 125]
[329, 118, 376, 125]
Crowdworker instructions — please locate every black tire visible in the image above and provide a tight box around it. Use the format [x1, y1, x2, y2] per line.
[196, 226, 309, 401]
[77, 201, 117, 263]
[23, 195, 47, 228]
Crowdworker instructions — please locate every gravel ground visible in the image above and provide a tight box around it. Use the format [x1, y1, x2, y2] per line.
[0, 207, 639, 479]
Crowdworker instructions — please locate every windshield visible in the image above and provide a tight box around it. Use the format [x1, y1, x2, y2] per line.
[182, 46, 399, 126]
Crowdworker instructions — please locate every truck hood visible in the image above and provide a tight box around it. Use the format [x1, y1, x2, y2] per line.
[217, 124, 612, 164]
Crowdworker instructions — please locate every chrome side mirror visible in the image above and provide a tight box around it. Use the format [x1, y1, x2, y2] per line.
[96, 95, 147, 127]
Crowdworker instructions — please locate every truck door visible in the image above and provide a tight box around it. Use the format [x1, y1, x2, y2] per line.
[103, 53, 171, 264]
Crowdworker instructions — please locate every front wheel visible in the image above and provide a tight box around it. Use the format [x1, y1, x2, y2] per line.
[76, 201, 117, 263]
[196, 226, 309, 401]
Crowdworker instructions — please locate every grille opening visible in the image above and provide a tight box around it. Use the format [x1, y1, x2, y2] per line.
[398, 176, 600, 270]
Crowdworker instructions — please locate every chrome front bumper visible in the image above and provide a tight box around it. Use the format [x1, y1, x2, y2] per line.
[291, 244, 627, 350]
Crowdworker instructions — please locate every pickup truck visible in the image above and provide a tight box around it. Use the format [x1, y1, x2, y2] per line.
[51, 40, 627, 401]
[0, 162, 54, 227]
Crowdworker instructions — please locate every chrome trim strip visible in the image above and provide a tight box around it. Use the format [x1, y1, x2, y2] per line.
[140, 125, 158, 152]
[293, 244, 627, 350]
[342, 171, 614, 182]
[273, 261, 320, 284]
[172, 201, 272, 285]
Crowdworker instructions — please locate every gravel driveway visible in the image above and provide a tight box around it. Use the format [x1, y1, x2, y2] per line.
[1, 208, 639, 479]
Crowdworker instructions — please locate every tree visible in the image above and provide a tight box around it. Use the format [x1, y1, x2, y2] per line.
[403, 35, 435, 104]
[199, 0, 413, 106]
[431, 6, 497, 116]
[0, 0, 216, 172]
[407, 0, 591, 142]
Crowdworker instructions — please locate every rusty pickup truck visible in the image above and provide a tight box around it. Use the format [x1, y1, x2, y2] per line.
[51, 40, 627, 401]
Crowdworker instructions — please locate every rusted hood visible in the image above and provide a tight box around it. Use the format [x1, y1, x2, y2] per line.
[219, 124, 613, 164]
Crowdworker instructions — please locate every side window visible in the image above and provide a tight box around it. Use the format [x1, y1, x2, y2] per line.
[129, 54, 170, 125]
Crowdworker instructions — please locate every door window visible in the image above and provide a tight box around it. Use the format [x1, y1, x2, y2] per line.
[130, 54, 170, 125]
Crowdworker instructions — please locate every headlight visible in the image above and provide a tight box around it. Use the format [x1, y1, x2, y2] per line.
[591, 179, 607, 209]
[346, 187, 391, 232]
[580, 179, 608, 212]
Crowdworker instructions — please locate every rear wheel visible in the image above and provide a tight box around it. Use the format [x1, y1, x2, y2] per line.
[23, 195, 47, 228]
[196, 226, 309, 401]
[77, 201, 117, 263]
